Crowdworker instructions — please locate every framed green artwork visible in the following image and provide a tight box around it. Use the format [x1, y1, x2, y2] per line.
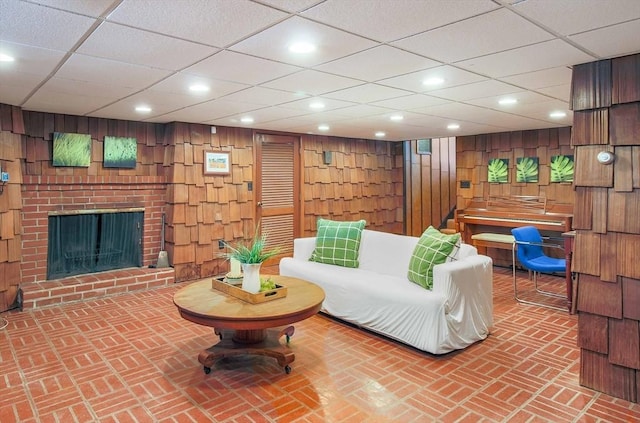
[516, 157, 539, 183]
[550, 155, 574, 183]
[488, 158, 509, 183]
[52, 132, 91, 167]
[104, 136, 137, 168]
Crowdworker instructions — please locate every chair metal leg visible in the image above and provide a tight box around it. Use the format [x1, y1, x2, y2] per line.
[512, 243, 567, 311]
[532, 272, 566, 298]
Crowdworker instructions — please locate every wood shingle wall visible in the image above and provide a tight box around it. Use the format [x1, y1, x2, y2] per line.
[571, 53, 640, 403]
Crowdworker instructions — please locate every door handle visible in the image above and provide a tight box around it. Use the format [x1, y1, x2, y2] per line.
[257, 202, 262, 207]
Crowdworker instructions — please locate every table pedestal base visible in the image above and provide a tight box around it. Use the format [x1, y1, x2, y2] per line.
[198, 326, 295, 374]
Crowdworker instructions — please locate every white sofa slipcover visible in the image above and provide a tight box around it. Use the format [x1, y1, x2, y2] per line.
[279, 229, 493, 354]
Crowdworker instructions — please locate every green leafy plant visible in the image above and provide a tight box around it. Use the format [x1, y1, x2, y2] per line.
[488, 158, 509, 183]
[550, 155, 574, 183]
[516, 157, 539, 183]
[220, 223, 281, 264]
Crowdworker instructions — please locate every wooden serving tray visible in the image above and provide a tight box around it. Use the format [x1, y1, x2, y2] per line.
[211, 277, 287, 304]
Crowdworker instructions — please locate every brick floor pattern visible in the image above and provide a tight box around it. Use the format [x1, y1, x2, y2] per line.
[1, 268, 639, 422]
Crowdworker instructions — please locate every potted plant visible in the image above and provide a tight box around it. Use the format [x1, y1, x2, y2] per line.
[221, 223, 280, 293]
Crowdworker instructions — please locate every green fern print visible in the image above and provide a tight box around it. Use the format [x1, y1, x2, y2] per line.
[550, 155, 574, 183]
[516, 157, 539, 183]
[488, 158, 509, 183]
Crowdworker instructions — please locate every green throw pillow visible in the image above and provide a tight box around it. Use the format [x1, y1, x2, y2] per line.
[407, 226, 461, 289]
[309, 218, 366, 268]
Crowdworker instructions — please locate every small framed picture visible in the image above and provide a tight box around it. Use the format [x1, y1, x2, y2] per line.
[204, 151, 231, 175]
[416, 139, 432, 155]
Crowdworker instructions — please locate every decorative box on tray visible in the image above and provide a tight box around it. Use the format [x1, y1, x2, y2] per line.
[212, 277, 287, 304]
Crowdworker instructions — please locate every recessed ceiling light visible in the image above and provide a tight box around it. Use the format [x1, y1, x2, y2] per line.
[423, 77, 445, 86]
[318, 124, 330, 131]
[447, 123, 460, 130]
[309, 102, 325, 110]
[375, 131, 386, 137]
[189, 84, 209, 93]
[289, 42, 316, 54]
[0, 53, 15, 62]
[390, 115, 404, 121]
[549, 111, 567, 118]
[498, 98, 518, 105]
[135, 105, 152, 113]
[240, 117, 254, 124]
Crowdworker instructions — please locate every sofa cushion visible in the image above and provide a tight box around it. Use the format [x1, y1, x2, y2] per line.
[309, 218, 366, 268]
[407, 226, 461, 289]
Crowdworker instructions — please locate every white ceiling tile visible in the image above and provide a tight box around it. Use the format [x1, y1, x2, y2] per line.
[24, 83, 121, 116]
[569, 19, 640, 59]
[0, 41, 67, 76]
[149, 74, 248, 99]
[371, 94, 451, 110]
[258, 0, 324, 13]
[323, 84, 413, 104]
[536, 84, 572, 102]
[316, 46, 440, 82]
[221, 86, 307, 106]
[144, 99, 260, 123]
[0, 72, 49, 106]
[22, 0, 115, 16]
[77, 23, 219, 71]
[107, 0, 288, 47]
[279, 97, 356, 112]
[56, 54, 172, 87]
[454, 39, 595, 77]
[393, 8, 554, 63]
[513, 0, 640, 36]
[185, 51, 301, 85]
[465, 90, 553, 110]
[428, 80, 521, 102]
[262, 70, 362, 96]
[500, 67, 572, 90]
[0, 0, 97, 50]
[229, 16, 377, 67]
[301, 0, 498, 42]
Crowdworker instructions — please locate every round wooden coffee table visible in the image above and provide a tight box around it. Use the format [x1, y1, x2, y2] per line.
[173, 275, 324, 374]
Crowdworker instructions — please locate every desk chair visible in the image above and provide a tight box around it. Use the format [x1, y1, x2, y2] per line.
[511, 226, 567, 311]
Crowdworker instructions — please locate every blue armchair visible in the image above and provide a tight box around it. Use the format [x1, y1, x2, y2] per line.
[511, 226, 567, 310]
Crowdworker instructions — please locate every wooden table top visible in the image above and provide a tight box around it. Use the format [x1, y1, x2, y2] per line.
[173, 275, 325, 330]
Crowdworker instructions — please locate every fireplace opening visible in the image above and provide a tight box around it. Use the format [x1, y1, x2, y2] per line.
[47, 210, 143, 280]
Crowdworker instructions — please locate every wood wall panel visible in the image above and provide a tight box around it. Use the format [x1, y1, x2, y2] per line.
[571, 109, 608, 145]
[610, 103, 640, 145]
[571, 60, 612, 111]
[577, 313, 608, 353]
[612, 53, 640, 105]
[573, 55, 640, 402]
[573, 231, 600, 276]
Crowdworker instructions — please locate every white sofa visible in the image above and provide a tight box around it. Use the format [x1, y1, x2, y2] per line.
[279, 229, 493, 354]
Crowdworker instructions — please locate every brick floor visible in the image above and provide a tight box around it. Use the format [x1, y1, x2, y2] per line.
[1, 267, 639, 422]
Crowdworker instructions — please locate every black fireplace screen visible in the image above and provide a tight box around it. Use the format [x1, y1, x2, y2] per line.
[47, 211, 143, 280]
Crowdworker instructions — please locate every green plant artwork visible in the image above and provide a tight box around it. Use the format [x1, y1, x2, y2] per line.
[516, 157, 539, 183]
[52, 132, 91, 167]
[488, 158, 509, 183]
[550, 154, 574, 183]
[104, 136, 137, 168]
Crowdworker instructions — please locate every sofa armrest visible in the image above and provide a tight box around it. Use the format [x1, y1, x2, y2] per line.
[292, 237, 316, 260]
[433, 255, 494, 331]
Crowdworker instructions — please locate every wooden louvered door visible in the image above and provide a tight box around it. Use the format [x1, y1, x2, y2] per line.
[254, 133, 300, 264]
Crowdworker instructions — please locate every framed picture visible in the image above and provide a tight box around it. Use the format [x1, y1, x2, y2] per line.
[104, 136, 137, 168]
[516, 157, 539, 183]
[52, 132, 91, 167]
[204, 151, 231, 175]
[550, 155, 574, 183]
[416, 139, 432, 154]
[487, 158, 509, 183]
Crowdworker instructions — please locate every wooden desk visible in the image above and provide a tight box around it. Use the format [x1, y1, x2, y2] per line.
[173, 275, 324, 374]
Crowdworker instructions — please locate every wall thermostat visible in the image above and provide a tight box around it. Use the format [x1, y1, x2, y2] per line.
[596, 151, 615, 165]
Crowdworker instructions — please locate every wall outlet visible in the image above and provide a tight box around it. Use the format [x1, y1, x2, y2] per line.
[218, 240, 225, 249]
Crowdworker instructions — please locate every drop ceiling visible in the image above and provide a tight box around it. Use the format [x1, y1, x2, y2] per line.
[1, 0, 640, 141]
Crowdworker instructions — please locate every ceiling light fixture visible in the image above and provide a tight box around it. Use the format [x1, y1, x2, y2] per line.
[390, 115, 404, 121]
[309, 102, 325, 110]
[135, 105, 152, 113]
[498, 98, 518, 105]
[375, 131, 386, 137]
[549, 111, 567, 118]
[0, 53, 15, 62]
[189, 84, 210, 93]
[289, 42, 316, 54]
[318, 124, 330, 131]
[423, 77, 445, 86]
[447, 123, 460, 130]
[240, 117, 254, 124]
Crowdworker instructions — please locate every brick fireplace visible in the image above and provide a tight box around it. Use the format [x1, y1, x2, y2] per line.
[20, 175, 174, 308]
